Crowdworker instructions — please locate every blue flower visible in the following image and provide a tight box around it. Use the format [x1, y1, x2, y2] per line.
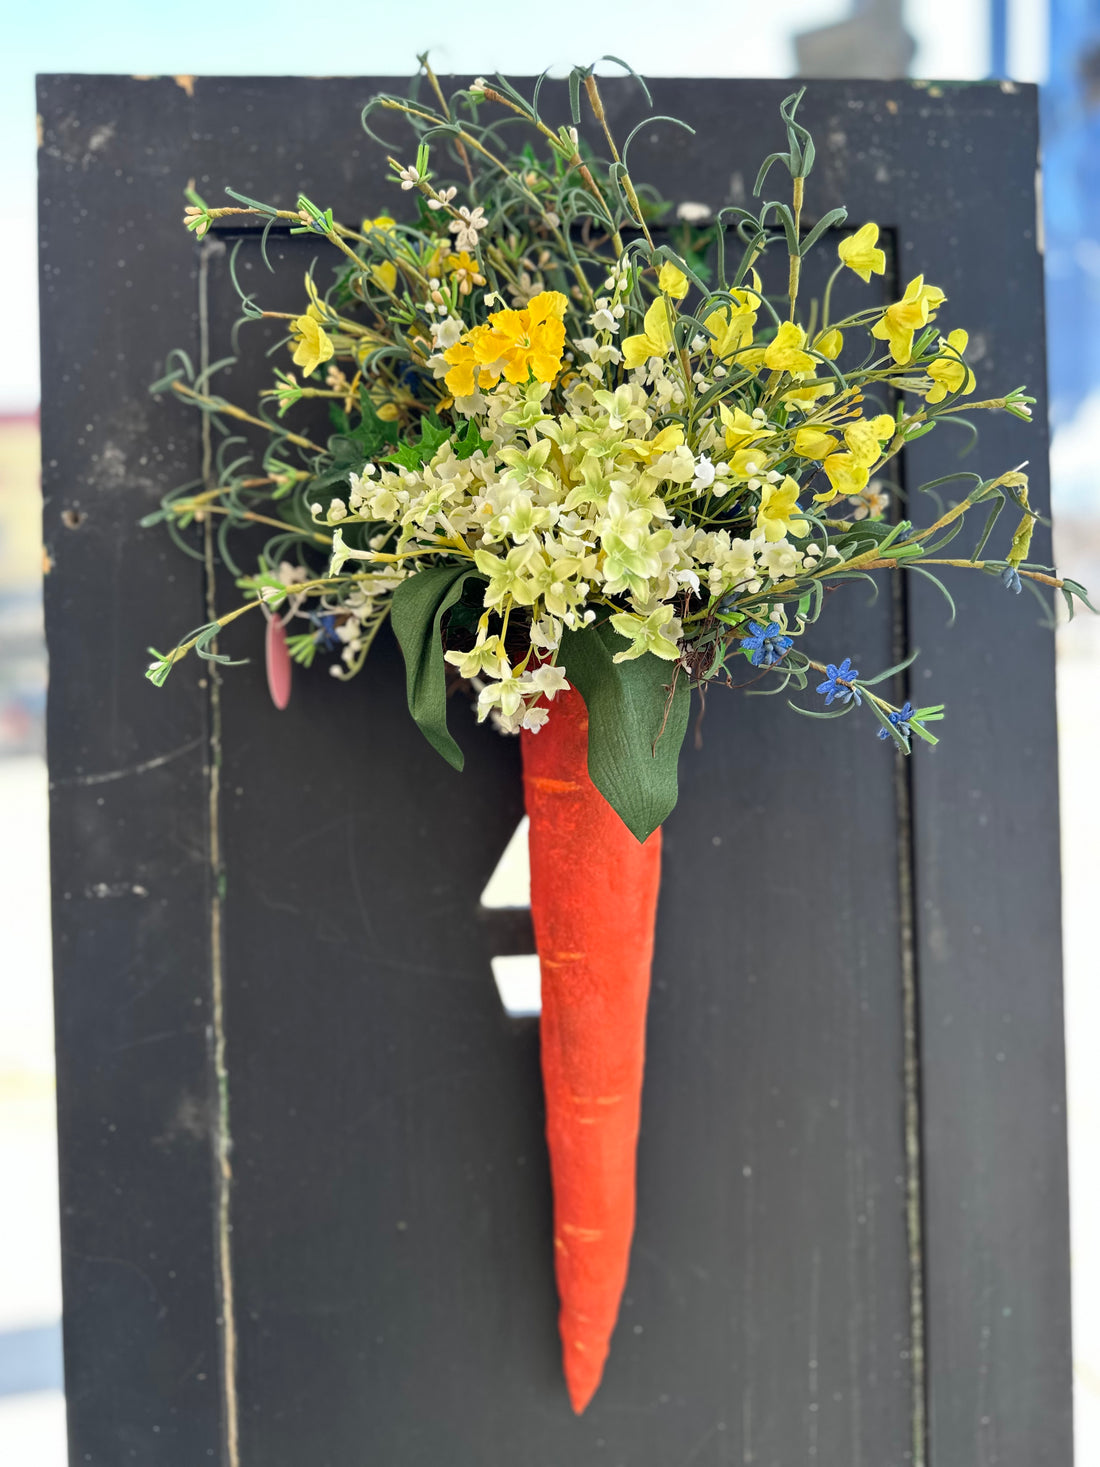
[313, 613, 340, 650]
[739, 621, 793, 667]
[877, 701, 915, 740]
[1000, 565, 1022, 594]
[816, 657, 862, 705]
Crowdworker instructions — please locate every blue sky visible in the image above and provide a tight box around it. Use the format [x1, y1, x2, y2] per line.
[2, 0, 1026, 412]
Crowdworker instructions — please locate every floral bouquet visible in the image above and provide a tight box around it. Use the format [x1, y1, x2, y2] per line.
[146, 59, 1089, 1411]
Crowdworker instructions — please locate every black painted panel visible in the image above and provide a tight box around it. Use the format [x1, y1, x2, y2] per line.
[39, 74, 1071, 1467]
[38, 75, 222, 1464]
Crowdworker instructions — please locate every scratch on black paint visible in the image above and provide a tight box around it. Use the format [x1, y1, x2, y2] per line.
[199, 236, 241, 1467]
[893, 565, 927, 1467]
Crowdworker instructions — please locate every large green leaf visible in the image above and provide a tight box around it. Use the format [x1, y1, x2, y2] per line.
[391, 565, 484, 771]
[559, 620, 689, 842]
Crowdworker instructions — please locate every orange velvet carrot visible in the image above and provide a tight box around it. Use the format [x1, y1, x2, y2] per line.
[520, 687, 662, 1414]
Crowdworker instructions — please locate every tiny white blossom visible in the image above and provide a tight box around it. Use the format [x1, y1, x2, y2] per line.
[691, 454, 717, 493]
[427, 186, 457, 211]
[758, 540, 802, 580]
[328, 498, 347, 521]
[449, 205, 488, 252]
[490, 708, 523, 735]
[430, 316, 464, 350]
[398, 165, 421, 191]
[524, 663, 570, 700]
[676, 201, 711, 223]
[529, 616, 562, 652]
[521, 706, 550, 733]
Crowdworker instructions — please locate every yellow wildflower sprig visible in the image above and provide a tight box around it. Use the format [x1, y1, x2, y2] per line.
[148, 65, 1091, 772]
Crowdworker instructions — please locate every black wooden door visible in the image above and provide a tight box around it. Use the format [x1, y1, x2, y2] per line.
[38, 76, 1072, 1467]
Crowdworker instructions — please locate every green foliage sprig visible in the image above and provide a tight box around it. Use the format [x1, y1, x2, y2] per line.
[147, 58, 1092, 837]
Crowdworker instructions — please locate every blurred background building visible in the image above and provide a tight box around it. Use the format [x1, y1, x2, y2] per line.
[1, 2, 1095, 1462]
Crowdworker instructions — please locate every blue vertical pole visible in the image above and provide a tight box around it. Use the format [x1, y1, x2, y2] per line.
[990, 0, 1009, 76]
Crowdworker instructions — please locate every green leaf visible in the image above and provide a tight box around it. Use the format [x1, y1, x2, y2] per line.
[383, 415, 451, 472]
[453, 418, 493, 461]
[558, 620, 689, 842]
[786, 699, 854, 720]
[391, 565, 485, 772]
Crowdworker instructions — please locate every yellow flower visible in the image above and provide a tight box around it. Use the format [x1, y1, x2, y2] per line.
[423, 244, 449, 280]
[925, 328, 975, 404]
[622, 296, 676, 369]
[837, 222, 886, 282]
[658, 261, 690, 300]
[703, 302, 756, 360]
[290, 311, 334, 376]
[726, 446, 773, 481]
[623, 423, 686, 462]
[444, 251, 487, 296]
[719, 403, 774, 451]
[843, 414, 895, 468]
[763, 321, 816, 374]
[445, 290, 568, 395]
[370, 260, 398, 293]
[816, 453, 870, 503]
[871, 275, 947, 365]
[782, 379, 835, 408]
[756, 475, 809, 542]
[738, 347, 768, 372]
[362, 215, 397, 234]
[792, 425, 838, 460]
[813, 327, 843, 360]
[441, 340, 492, 398]
[473, 290, 567, 384]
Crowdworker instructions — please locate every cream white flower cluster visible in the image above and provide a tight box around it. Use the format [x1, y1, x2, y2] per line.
[315, 279, 844, 732]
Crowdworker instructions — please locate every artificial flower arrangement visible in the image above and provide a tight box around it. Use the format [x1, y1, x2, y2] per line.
[145, 59, 1090, 1412]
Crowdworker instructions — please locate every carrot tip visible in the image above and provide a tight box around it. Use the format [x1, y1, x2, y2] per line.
[563, 1341, 607, 1415]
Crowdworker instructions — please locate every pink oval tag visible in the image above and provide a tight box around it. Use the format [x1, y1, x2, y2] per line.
[265, 615, 292, 710]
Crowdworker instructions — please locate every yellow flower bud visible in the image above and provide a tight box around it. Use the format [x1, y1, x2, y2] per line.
[290, 315, 334, 377]
[813, 328, 843, 360]
[837, 222, 886, 282]
[658, 261, 690, 300]
[793, 426, 838, 460]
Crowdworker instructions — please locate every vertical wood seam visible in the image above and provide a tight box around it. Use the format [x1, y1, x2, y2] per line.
[893, 540, 927, 1467]
[199, 236, 241, 1467]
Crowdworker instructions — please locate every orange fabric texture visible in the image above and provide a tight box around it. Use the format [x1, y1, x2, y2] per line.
[520, 688, 662, 1414]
